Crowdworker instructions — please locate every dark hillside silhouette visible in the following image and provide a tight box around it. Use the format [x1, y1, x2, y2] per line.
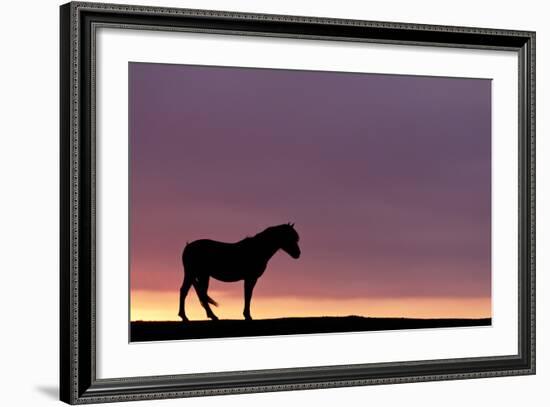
[131, 316, 492, 342]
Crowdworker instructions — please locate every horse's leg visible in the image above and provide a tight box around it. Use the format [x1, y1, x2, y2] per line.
[178, 273, 193, 322]
[243, 278, 257, 321]
[195, 276, 218, 321]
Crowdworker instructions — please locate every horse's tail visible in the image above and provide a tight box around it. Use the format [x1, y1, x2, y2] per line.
[192, 279, 219, 307]
[205, 293, 219, 307]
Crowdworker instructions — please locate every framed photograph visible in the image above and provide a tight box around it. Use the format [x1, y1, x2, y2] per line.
[60, 1, 536, 404]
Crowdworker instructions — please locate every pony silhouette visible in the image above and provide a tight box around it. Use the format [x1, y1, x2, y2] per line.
[178, 223, 301, 322]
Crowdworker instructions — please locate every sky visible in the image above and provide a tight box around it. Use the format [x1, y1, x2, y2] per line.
[129, 62, 491, 321]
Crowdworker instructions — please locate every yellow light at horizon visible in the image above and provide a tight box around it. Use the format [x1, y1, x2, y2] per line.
[130, 289, 491, 322]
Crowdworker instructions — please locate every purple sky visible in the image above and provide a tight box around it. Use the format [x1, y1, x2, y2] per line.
[129, 62, 491, 306]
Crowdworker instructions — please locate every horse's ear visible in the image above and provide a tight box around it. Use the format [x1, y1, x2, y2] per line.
[290, 222, 295, 227]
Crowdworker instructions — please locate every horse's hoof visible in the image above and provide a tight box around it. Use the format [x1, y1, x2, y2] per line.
[244, 315, 252, 321]
[179, 316, 189, 323]
[209, 315, 219, 321]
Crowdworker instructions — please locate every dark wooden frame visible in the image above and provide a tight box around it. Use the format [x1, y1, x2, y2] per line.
[60, 1, 536, 404]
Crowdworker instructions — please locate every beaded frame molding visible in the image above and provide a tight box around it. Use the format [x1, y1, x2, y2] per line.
[60, 1, 536, 404]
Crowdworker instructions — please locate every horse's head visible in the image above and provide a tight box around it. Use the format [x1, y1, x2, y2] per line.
[276, 222, 301, 259]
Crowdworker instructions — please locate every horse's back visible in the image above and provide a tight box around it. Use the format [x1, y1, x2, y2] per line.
[182, 238, 253, 281]
[182, 239, 234, 266]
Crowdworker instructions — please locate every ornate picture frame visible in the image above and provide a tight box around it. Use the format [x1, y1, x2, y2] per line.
[60, 2, 535, 404]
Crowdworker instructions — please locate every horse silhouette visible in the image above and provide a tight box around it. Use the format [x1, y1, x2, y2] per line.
[178, 223, 301, 322]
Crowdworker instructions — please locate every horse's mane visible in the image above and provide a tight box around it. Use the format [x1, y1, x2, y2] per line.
[254, 224, 299, 242]
[254, 225, 283, 238]
[237, 236, 254, 245]
[234, 225, 289, 245]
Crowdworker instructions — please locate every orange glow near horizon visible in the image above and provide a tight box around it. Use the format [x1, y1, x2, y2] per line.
[130, 289, 491, 322]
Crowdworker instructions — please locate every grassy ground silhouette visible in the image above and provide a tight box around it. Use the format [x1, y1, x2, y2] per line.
[130, 316, 491, 342]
